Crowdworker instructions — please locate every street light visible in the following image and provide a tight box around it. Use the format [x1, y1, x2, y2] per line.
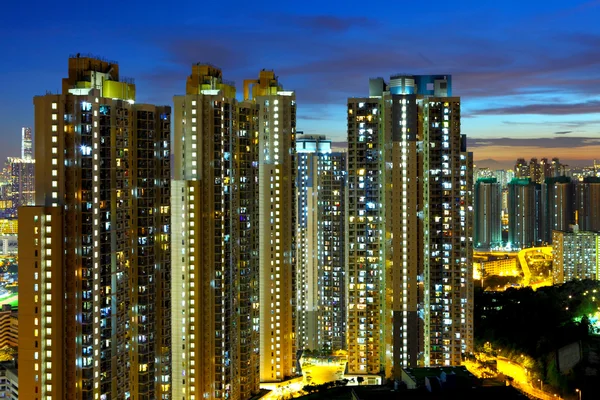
[576, 388, 582, 400]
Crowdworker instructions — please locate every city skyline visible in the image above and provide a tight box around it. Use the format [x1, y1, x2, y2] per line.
[2, 0, 600, 163]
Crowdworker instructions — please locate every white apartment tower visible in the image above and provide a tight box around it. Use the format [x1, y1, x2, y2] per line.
[296, 135, 346, 352]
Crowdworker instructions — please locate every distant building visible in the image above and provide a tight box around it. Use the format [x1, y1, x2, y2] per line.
[22, 127, 33, 160]
[552, 226, 600, 284]
[573, 177, 600, 232]
[475, 167, 494, 181]
[541, 176, 573, 244]
[495, 169, 514, 187]
[474, 178, 502, 248]
[0, 361, 18, 400]
[473, 254, 519, 279]
[0, 304, 18, 348]
[0, 219, 18, 255]
[508, 178, 542, 248]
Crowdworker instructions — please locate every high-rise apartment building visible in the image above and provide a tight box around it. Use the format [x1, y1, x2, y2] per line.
[22, 127, 33, 160]
[19, 56, 172, 399]
[541, 176, 573, 244]
[172, 65, 296, 399]
[508, 178, 541, 248]
[172, 64, 260, 400]
[573, 177, 600, 232]
[474, 178, 502, 248]
[347, 74, 473, 377]
[250, 71, 297, 383]
[552, 226, 600, 284]
[296, 135, 346, 352]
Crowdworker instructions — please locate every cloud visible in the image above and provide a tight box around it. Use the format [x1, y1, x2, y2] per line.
[298, 114, 332, 121]
[554, 131, 573, 135]
[502, 119, 600, 128]
[468, 136, 600, 148]
[469, 100, 600, 116]
[291, 15, 374, 32]
[131, 6, 600, 121]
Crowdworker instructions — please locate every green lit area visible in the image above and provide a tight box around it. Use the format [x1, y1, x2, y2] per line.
[0, 255, 18, 308]
[574, 312, 600, 335]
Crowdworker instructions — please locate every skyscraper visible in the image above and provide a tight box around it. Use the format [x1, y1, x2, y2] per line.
[172, 64, 260, 400]
[19, 56, 171, 399]
[474, 178, 502, 248]
[249, 71, 297, 383]
[508, 178, 541, 248]
[172, 65, 297, 398]
[296, 135, 346, 352]
[22, 127, 33, 160]
[347, 74, 473, 376]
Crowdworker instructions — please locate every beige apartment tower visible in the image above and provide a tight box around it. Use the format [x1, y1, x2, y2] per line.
[252, 73, 297, 383]
[346, 75, 473, 377]
[19, 56, 172, 400]
[172, 65, 296, 399]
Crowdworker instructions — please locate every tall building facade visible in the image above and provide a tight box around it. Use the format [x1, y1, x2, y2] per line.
[347, 74, 473, 377]
[541, 176, 573, 244]
[296, 135, 346, 352]
[19, 56, 171, 400]
[474, 178, 502, 248]
[172, 64, 261, 400]
[250, 71, 297, 383]
[574, 177, 600, 232]
[552, 227, 600, 284]
[172, 65, 296, 399]
[508, 178, 541, 248]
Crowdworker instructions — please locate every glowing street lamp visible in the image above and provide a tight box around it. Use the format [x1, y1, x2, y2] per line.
[575, 388, 582, 400]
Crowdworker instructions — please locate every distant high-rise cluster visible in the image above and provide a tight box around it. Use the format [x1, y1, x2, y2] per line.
[504, 176, 600, 248]
[473, 157, 600, 250]
[515, 157, 564, 184]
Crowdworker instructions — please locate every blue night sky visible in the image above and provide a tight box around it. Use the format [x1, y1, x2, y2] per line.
[1, 0, 600, 166]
